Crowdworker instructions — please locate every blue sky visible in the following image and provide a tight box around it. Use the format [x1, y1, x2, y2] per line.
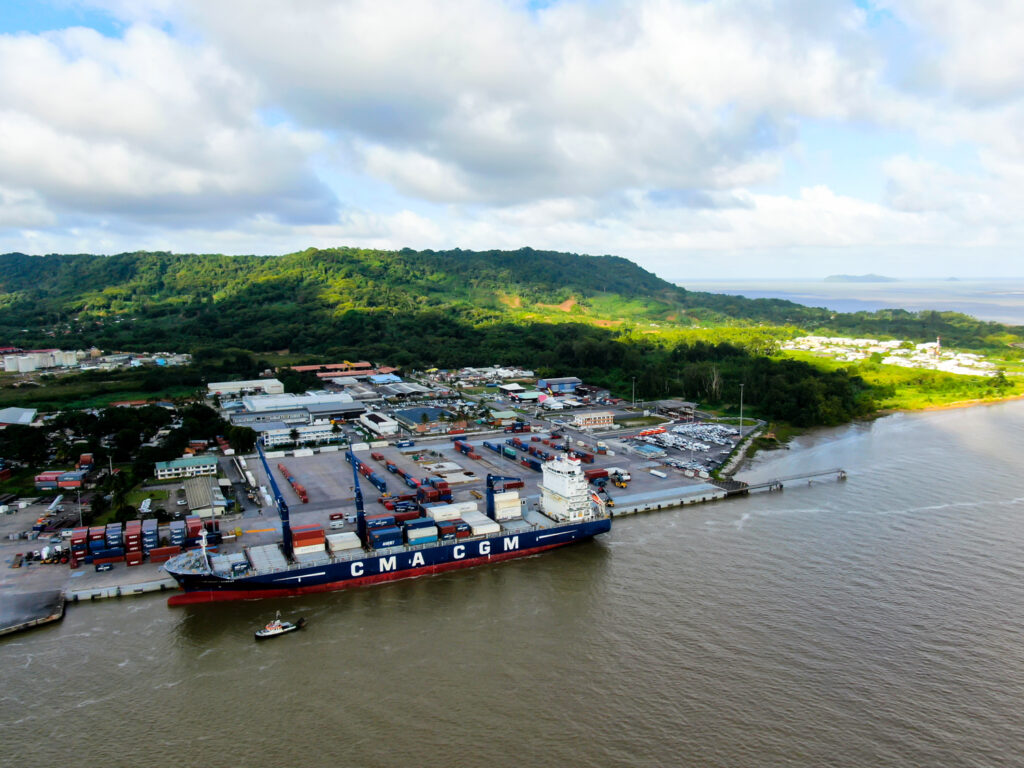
[0, 0, 1021, 280]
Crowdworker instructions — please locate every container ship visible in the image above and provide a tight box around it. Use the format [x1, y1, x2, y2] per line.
[164, 444, 611, 604]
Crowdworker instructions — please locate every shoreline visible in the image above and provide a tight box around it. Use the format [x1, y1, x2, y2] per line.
[876, 391, 1024, 417]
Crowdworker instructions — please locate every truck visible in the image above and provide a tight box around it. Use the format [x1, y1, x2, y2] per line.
[395, 439, 415, 448]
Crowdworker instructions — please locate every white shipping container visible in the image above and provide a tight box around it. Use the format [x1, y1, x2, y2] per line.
[292, 543, 326, 555]
[407, 525, 438, 541]
[494, 506, 521, 521]
[444, 501, 479, 516]
[459, 509, 491, 525]
[326, 532, 361, 551]
[469, 521, 501, 536]
[491, 491, 519, 506]
[649, 469, 667, 478]
[426, 506, 461, 522]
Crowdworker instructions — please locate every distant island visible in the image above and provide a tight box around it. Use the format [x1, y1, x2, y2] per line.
[824, 274, 899, 283]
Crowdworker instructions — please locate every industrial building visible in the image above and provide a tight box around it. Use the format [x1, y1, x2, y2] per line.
[154, 456, 218, 480]
[228, 392, 365, 428]
[207, 379, 285, 397]
[0, 407, 37, 426]
[248, 420, 345, 448]
[573, 411, 615, 429]
[537, 376, 582, 393]
[183, 476, 228, 518]
[360, 412, 400, 436]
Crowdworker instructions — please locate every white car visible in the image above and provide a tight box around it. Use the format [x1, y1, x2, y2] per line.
[176, 499, 187, 506]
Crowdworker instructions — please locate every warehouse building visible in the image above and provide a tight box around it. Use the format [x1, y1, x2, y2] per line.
[537, 376, 582, 393]
[155, 456, 218, 480]
[207, 378, 285, 396]
[360, 412, 400, 436]
[229, 391, 365, 428]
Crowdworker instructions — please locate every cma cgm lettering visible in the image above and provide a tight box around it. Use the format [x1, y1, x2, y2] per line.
[350, 536, 518, 577]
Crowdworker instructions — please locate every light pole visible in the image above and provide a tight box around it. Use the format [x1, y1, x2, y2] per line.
[632, 377, 636, 408]
[77, 488, 82, 527]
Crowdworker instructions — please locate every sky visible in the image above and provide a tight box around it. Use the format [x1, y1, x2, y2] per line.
[0, 0, 1022, 281]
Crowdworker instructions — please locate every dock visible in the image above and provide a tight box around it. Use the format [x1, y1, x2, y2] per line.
[0, 589, 65, 637]
[65, 576, 179, 602]
[714, 468, 847, 496]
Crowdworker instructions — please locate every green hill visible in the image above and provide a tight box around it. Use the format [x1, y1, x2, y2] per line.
[0, 248, 1017, 353]
[0, 247, 1020, 427]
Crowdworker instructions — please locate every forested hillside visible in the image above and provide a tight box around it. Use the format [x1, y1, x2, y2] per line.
[0, 248, 1018, 352]
[0, 248, 1020, 426]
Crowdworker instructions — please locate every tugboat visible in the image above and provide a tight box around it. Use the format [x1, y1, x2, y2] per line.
[254, 611, 306, 640]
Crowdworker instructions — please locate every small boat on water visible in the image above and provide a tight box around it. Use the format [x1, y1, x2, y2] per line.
[255, 612, 306, 640]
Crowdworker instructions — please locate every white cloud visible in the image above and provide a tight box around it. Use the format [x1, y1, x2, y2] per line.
[0, 0, 1022, 279]
[0, 23, 336, 225]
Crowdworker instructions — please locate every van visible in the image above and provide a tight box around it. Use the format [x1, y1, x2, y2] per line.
[95, 562, 114, 572]
[329, 520, 346, 530]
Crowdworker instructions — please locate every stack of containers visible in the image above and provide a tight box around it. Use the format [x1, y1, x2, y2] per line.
[34, 470, 62, 490]
[364, 513, 396, 530]
[368, 526, 402, 549]
[454, 520, 472, 538]
[392, 508, 420, 524]
[169, 520, 186, 548]
[185, 515, 203, 546]
[491, 491, 522, 521]
[123, 520, 142, 562]
[406, 523, 438, 545]
[291, 524, 326, 555]
[326, 531, 361, 554]
[417, 486, 441, 504]
[57, 470, 88, 489]
[422, 502, 458, 522]
[70, 527, 89, 566]
[462, 509, 501, 536]
[88, 526, 106, 557]
[436, 521, 457, 541]
[142, 519, 159, 552]
[148, 545, 181, 564]
[105, 522, 123, 549]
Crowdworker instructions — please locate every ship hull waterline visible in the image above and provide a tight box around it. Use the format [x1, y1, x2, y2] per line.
[167, 519, 610, 605]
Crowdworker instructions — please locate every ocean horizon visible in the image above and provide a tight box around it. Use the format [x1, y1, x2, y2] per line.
[680, 278, 1024, 326]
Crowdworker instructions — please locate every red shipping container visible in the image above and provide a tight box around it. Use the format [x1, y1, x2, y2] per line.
[329, 512, 346, 520]
[455, 530, 471, 539]
[93, 555, 124, 565]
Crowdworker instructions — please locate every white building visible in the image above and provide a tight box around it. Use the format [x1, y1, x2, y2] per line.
[360, 412, 400, 436]
[573, 411, 614, 429]
[154, 456, 218, 480]
[258, 420, 342, 447]
[208, 378, 284, 396]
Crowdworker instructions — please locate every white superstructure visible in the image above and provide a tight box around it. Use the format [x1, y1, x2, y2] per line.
[539, 454, 597, 522]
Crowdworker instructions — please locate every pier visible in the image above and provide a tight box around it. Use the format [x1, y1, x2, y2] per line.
[0, 589, 65, 637]
[714, 468, 847, 496]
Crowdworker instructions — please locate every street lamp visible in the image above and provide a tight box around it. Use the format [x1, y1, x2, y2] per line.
[77, 488, 82, 527]
[632, 377, 636, 408]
